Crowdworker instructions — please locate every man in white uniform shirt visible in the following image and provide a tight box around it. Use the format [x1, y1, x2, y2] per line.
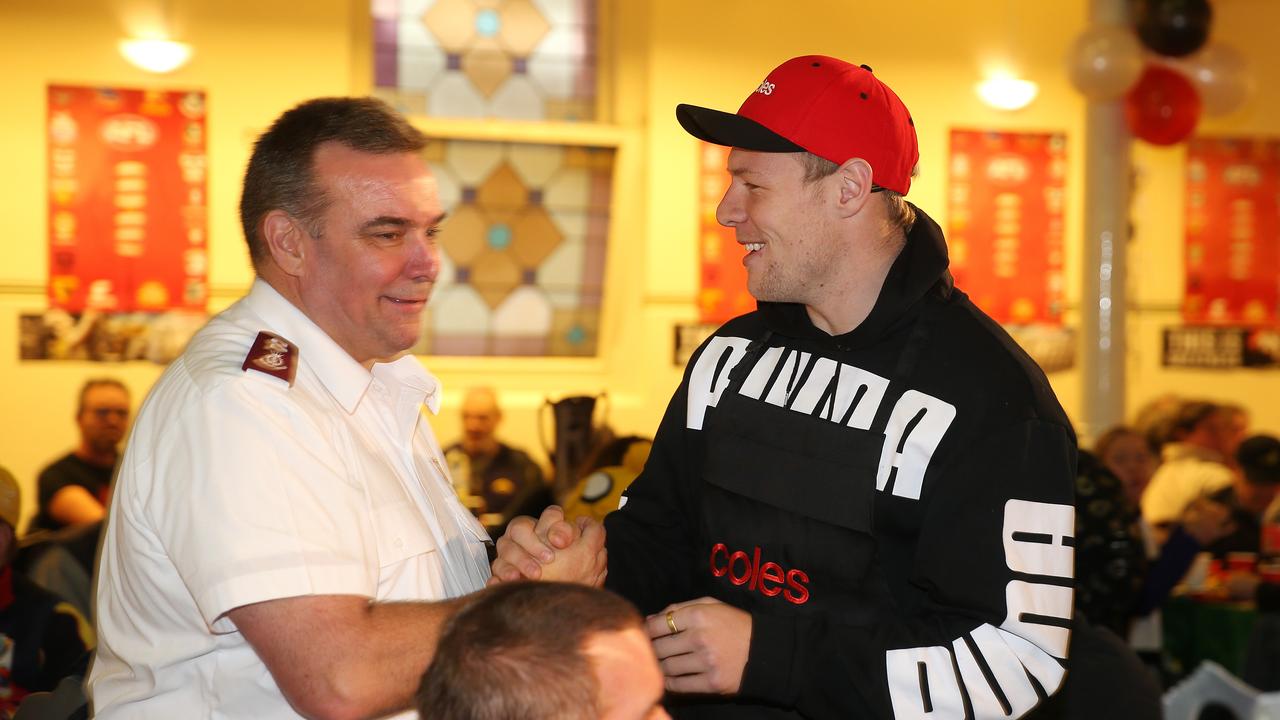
[90, 98, 605, 719]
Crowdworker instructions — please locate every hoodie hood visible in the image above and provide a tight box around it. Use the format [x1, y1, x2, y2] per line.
[758, 203, 951, 348]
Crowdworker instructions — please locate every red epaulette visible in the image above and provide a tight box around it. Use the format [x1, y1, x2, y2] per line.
[241, 331, 298, 386]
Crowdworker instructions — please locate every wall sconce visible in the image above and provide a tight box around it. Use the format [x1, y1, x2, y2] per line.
[976, 74, 1039, 111]
[119, 38, 193, 74]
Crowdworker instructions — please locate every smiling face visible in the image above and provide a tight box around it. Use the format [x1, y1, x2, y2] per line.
[295, 142, 443, 366]
[716, 149, 838, 306]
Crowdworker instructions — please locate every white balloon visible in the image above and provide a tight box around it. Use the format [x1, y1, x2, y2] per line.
[1067, 25, 1144, 100]
[1182, 43, 1253, 116]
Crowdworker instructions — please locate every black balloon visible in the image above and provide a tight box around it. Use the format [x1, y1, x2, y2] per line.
[1133, 0, 1213, 57]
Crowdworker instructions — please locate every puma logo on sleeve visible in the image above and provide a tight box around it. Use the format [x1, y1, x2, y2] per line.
[885, 500, 1074, 719]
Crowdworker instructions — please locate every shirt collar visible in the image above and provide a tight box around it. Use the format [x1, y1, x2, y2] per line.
[241, 279, 443, 416]
[241, 279, 375, 414]
[373, 355, 443, 416]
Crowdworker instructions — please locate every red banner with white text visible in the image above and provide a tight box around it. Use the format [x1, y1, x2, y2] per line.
[1184, 137, 1280, 326]
[947, 130, 1067, 325]
[47, 85, 208, 312]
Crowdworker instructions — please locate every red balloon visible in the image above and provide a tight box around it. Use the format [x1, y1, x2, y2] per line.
[1125, 65, 1202, 145]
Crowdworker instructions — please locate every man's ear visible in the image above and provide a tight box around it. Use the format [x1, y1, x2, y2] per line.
[262, 210, 307, 277]
[833, 158, 875, 219]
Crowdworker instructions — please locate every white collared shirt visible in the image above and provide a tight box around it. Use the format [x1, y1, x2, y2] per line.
[90, 279, 490, 719]
[1141, 442, 1236, 526]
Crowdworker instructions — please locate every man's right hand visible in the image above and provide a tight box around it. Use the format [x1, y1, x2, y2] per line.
[490, 505, 607, 586]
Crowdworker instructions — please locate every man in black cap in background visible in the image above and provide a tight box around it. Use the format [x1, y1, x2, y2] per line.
[1204, 434, 1280, 559]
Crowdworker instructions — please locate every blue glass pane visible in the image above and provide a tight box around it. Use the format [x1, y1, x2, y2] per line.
[487, 223, 512, 250]
[475, 9, 501, 38]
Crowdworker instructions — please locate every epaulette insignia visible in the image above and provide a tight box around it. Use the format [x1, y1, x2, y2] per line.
[241, 331, 298, 386]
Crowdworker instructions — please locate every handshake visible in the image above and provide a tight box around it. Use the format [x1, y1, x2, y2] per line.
[489, 505, 609, 587]
[487, 506, 752, 695]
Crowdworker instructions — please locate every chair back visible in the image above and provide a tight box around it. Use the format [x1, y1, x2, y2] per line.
[13, 675, 88, 720]
[1163, 661, 1259, 720]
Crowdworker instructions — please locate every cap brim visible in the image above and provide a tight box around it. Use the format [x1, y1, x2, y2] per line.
[676, 104, 806, 153]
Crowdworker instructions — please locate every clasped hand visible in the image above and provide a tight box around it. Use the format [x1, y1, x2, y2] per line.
[490, 508, 751, 695]
[490, 505, 607, 586]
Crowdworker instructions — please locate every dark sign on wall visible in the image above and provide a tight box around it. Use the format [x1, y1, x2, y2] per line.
[673, 322, 717, 367]
[1163, 326, 1280, 368]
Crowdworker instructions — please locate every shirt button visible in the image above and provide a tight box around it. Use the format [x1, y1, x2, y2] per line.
[394, 537, 404, 548]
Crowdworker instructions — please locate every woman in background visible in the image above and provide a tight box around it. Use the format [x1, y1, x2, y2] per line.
[1079, 425, 1233, 683]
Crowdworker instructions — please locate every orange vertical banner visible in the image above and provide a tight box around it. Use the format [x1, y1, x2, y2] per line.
[47, 85, 208, 312]
[1184, 137, 1280, 326]
[947, 130, 1067, 325]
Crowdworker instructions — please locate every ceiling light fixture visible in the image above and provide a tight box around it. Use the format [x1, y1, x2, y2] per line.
[976, 74, 1040, 111]
[119, 38, 192, 74]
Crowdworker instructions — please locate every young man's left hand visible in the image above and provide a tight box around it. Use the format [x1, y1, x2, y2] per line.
[646, 597, 752, 695]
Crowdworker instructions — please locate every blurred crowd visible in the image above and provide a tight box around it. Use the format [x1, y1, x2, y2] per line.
[1074, 395, 1280, 689]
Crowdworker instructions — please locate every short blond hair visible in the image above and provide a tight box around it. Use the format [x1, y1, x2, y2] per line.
[797, 152, 917, 234]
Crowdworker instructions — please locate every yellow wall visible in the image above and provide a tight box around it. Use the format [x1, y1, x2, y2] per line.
[2, 0, 1279, 527]
[1, 0, 366, 528]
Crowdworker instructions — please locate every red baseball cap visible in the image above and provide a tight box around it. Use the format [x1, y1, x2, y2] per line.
[676, 55, 919, 195]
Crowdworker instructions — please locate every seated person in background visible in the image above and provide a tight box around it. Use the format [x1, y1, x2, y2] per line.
[1093, 423, 1228, 605]
[1203, 434, 1280, 560]
[0, 465, 94, 715]
[563, 435, 652, 525]
[1132, 393, 1183, 458]
[13, 521, 102, 623]
[1221, 403, 1251, 467]
[417, 581, 667, 720]
[1096, 425, 1158, 508]
[444, 386, 550, 538]
[1072, 450, 1148, 638]
[28, 378, 129, 533]
[1141, 400, 1238, 536]
[1074, 440, 1232, 680]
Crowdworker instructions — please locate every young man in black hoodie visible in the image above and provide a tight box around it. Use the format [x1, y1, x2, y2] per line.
[495, 55, 1080, 718]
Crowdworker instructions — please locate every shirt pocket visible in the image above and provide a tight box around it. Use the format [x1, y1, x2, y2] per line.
[372, 501, 439, 568]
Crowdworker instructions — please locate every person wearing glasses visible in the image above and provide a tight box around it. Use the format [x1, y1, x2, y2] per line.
[29, 378, 130, 532]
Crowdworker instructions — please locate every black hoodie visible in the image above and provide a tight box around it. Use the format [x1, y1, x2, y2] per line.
[605, 206, 1077, 718]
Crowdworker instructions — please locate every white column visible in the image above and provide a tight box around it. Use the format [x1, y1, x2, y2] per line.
[1079, 0, 1132, 444]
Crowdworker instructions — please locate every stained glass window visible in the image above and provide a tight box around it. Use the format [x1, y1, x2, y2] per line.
[372, 0, 598, 121]
[411, 138, 614, 356]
